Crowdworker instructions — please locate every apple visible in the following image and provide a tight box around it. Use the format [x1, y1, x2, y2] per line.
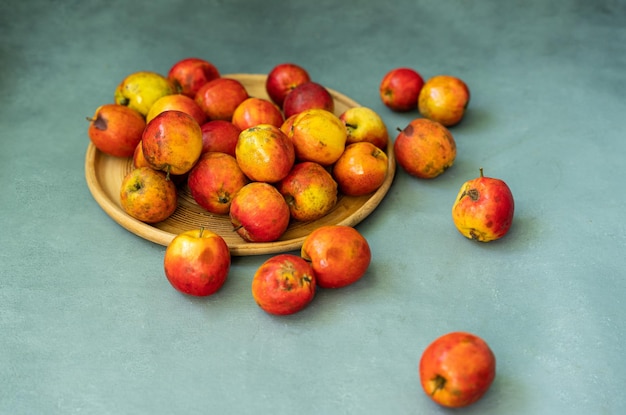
[235, 124, 295, 183]
[199, 120, 241, 157]
[146, 93, 207, 125]
[301, 225, 371, 288]
[195, 77, 249, 121]
[132, 141, 150, 169]
[332, 142, 388, 196]
[280, 114, 298, 137]
[282, 81, 334, 119]
[339, 106, 389, 150]
[187, 152, 249, 215]
[251, 254, 316, 315]
[167, 57, 220, 98]
[231, 97, 284, 131]
[290, 108, 347, 166]
[277, 161, 338, 222]
[265, 62, 311, 108]
[393, 118, 456, 179]
[164, 228, 231, 297]
[419, 331, 496, 408]
[379, 67, 424, 112]
[229, 182, 291, 242]
[119, 167, 178, 223]
[87, 104, 146, 158]
[114, 71, 176, 116]
[418, 75, 470, 126]
[451, 168, 514, 242]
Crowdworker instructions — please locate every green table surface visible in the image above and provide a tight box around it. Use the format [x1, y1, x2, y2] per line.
[2, 1, 625, 414]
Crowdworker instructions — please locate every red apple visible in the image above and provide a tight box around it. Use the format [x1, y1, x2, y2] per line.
[231, 97, 284, 131]
[167, 57, 220, 97]
[451, 168, 514, 242]
[282, 81, 334, 119]
[418, 75, 470, 126]
[332, 142, 388, 196]
[339, 106, 389, 150]
[146, 93, 207, 125]
[199, 120, 241, 157]
[164, 228, 231, 297]
[379, 67, 424, 112]
[419, 332, 496, 408]
[120, 167, 178, 224]
[87, 104, 146, 158]
[195, 77, 249, 121]
[265, 63, 311, 108]
[235, 124, 295, 183]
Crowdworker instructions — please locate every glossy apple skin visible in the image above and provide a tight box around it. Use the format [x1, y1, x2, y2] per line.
[164, 228, 231, 297]
[235, 124, 295, 183]
[301, 225, 371, 288]
[199, 120, 241, 157]
[339, 106, 389, 150]
[283, 81, 334, 119]
[277, 161, 338, 222]
[231, 97, 284, 131]
[195, 77, 249, 121]
[187, 152, 249, 215]
[229, 182, 291, 242]
[167, 57, 220, 98]
[452, 169, 514, 242]
[252, 254, 316, 315]
[120, 167, 178, 223]
[87, 104, 146, 158]
[418, 75, 470, 126]
[379, 67, 424, 112]
[265, 63, 311, 108]
[419, 332, 496, 408]
[146, 93, 207, 125]
[332, 142, 388, 196]
[290, 109, 347, 166]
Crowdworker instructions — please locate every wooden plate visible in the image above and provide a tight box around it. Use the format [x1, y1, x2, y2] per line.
[84, 73, 396, 256]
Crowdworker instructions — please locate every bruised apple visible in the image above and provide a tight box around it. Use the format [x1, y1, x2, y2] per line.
[200, 120, 241, 157]
[167, 57, 220, 98]
[418, 75, 470, 126]
[235, 124, 295, 183]
[231, 97, 284, 131]
[332, 142, 388, 196]
[283, 81, 334, 119]
[379, 67, 424, 112]
[265, 63, 311, 108]
[120, 167, 177, 223]
[339, 106, 389, 150]
[87, 104, 146, 158]
[114, 71, 175, 116]
[195, 77, 248, 121]
[146, 93, 207, 125]
[290, 109, 347, 166]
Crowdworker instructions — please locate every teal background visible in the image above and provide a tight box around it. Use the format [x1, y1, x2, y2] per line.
[1, 0, 625, 413]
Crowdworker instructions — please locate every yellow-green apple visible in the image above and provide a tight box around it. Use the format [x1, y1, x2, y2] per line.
[229, 182, 291, 242]
[394, 118, 456, 179]
[167, 57, 220, 98]
[339, 106, 389, 150]
[301, 225, 371, 288]
[419, 331, 496, 408]
[277, 161, 338, 222]
[195, 77, 248, 121]
[120, 167, 178, 223]
[235, 124, 295, 183]
[231, 97, 284, 131]
[452, 168, 514, 242]
[87, 104, 146, 158]
[379, 67, 424, 112]
[332, 142, 388, 196]
[142, 110, 203, 176]
[418, 75, 470, 126]
[163, 228, 231, 297]
[146, 93, 207, 125]
[200, 120, 241, 157]
[187, 152, 249, 215]
[290, 109, 347, 166]
[283, 81, 334, 119]
[251, 254, 316, 315]
[114, 71, 176, 116]
[265, 62, 311, 108]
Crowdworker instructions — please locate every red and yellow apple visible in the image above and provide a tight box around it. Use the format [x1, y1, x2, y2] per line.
[119, 167, 178, 223]
[379, 67, 424, 112]
[87, 104, 146, 158]
[418, 75, 470, 126]
[146, 93, 207, 125]
[283, 81, 334, 119]
[265, 62, 311, 108]
[231, 97, 284, 131]
[339, 106, 389, 150]
[167, 57, 220, 98]
[290, 109, 347, 166]
[235, 124, 295, 183]
[332, 142, 388, 196]
[195, 77, 249, 121]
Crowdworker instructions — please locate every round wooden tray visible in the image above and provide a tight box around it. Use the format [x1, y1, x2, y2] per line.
[85, 73, 396, 256]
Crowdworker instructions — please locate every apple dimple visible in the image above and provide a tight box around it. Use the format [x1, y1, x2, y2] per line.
[430, 374, 447, 396]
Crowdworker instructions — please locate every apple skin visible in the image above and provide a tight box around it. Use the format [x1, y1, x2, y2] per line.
[251, 254, 316, 315]
[301, 225, 371, 288]
[282, 81, 335, 119]
[418, 75, 470, 126]
[379, 67, 424, 112]
[339, 106, 389, 150]
[87, 104, 146, 158]
[132, 141, 151, 169]
[290, 108, 347, 166]
[164, 228, 231, 297]
[167, 57, 220, 98]
[195, 77, 249, 121]
[199, 120, 241, 157]
[229, 182, 291, 242]
[114, 71, 176, 116]
[235, 124, 295, 183]
[146, 93, 207, 125]
[332, 142, 388, 196]
[419, 332, 496, 408]
[265, 63, 311, 108]
[231, 97, 284, 131]
[452, 168, 514, 242]
[120, 167, 178, 223]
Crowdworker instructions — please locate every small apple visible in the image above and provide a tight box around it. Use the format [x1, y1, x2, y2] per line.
[332, 142, 388, 196]
[301, 225, 371, 288]
[277, 161, 338, 222]
[265, 62, 311, 108]
[199, 120, 241, 157]
[119, 167, 178, 223]
[339, 106, 389, 150]
[146, 93, 207, 125]
[229, 182, 291, 242]
[290, 108, 347, 166]
[132, 141, 150, 169]
[231, 97, 284, 131]
[114, 71, 176, 116]
[235, 124, 295, 183]
[418, 75, 470, 126]
[187, 152, 249, 215]
[419, 331, 496, 408]
[167, 57, 220, 98]
[452, 168, 514, 242]
[282, 81, 334, 119]
[164, 228, 231, 297]
[251, 254, 316, 315]
[379, 67, 424, 112]
[87, 104, 146, 158]
[195, 77, 249, 121]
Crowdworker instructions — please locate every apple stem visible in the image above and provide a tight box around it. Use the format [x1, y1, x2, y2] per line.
[431, 374, 446, 395]
[199, 227, 205, 238]
[479, 167, 484, 178]
[165, 165, 171, 181]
